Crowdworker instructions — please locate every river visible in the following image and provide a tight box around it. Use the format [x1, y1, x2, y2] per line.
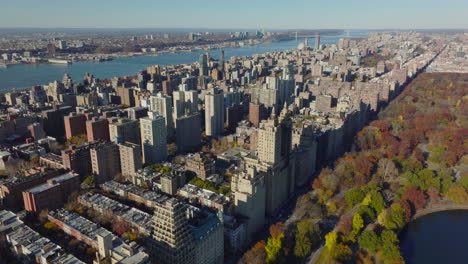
[400, 210, 468, 264]
[0, 31, 369, 92]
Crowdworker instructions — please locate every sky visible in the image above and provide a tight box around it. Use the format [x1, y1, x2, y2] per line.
[0, 0, 467, 29]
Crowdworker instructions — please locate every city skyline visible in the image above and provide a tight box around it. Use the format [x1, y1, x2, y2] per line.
[1, 0, 468, 29]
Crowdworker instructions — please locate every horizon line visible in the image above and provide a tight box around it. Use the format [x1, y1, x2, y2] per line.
[0, 27, 467, 31]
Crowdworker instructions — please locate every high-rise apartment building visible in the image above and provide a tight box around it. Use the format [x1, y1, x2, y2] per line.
[226, 104, 243, 133]
[150, 93, 174, 138]
[22, 172, 80, 213]
[61, 141, 100, 177]
[64, 112, 87, 139]
[42, 105, 73, 139]
[175, 113, 201, 153]
[192, 211, 224, 264]
[249, 100, 266, 128]
[86, 117, 110, 142]
[150, 199, 194, 264]
[140, 112, 167, 165]
[205, 88, 224, 137]
[254, 103, 295, 216]
[108, 118, 140, 144]
[231, 166, 266, 240]
[27, 122, 46, 141]
[90, 142, 121, 184]
[173, 91, 185, 121]
[125, 107, 148, 120]
[118, 142, 142, 179]
[173, 90, 198, 124]
[257, 105, 292, 164]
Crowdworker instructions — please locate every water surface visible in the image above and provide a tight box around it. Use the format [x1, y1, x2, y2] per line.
[400, 210, 468, 264]
[0, 31, 369, 92]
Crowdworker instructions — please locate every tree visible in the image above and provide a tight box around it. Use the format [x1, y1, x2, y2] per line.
[294, 231, 312, 258]
[320, 170, 340, 194]
[66, 134, 87, 146]
[379, 203, 406, 230]
[337, 214, 353, 235]
[381, 230, 398, 247]
[416, 169, 439, 191]
[371, 120, 392, 132]
[376, 158, 399, 181]
[294, 220, 320, 258]
[368, 191, 386, 214]
[445, 185, 468, 204]
[402, 186, 427, 212]
[459, 176, 468, 191]
[426, 187, 441, 202]
[400, 158, 423, 173]
[396, 199, 412, 222]
[332, 243, 352, 262]
[112, 221, 129, 235]
[265, 233, 284, 263]
[39, 209, 49, 223]
[358, 205, 377, 224]
[358, 230, 381, 254]
[381, 230, 404, 264]
[382, 245, 405, 264]
[241, 241, 266, 264]
[325, 232, 338, 250]
[352, 213, 364, 234]
[269, 222, 286, 239]
[345, 188, 366, 207]
[82, 175, 94, 187]
[43, 221, 56, 229]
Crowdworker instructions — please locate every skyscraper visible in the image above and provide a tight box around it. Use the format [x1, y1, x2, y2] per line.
[150, 93, 174, 139]
[150, 199, 194, 264]
[231, 166, 266, 240]
[173, 91, 185, 121]
[140, 111, 167, 165]
[199, 53, 209, 76]
[183, 90, 198, 114]
[315, 33, 320, 50]
[254, 103, 295, 216]
[173, 90, 199, 124]
[220, 50, 225, 72]
[176, 112, 201, 153]
[257, 104, 292, 165]
[205, 88, 224, 137]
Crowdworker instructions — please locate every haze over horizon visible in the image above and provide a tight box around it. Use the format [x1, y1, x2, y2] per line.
[1, 0, 467, 29]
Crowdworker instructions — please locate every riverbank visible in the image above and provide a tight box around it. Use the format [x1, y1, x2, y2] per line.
[412, 202, 468, 220]
[0, 32, 369, 92]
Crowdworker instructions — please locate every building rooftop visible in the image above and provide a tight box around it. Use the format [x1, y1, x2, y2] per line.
[0, 210, 23, 233]
[6, 220, 83, 264]
[25, 172, 78, 195]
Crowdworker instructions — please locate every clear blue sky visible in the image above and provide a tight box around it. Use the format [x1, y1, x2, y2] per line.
[1, 0, 467, 29]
